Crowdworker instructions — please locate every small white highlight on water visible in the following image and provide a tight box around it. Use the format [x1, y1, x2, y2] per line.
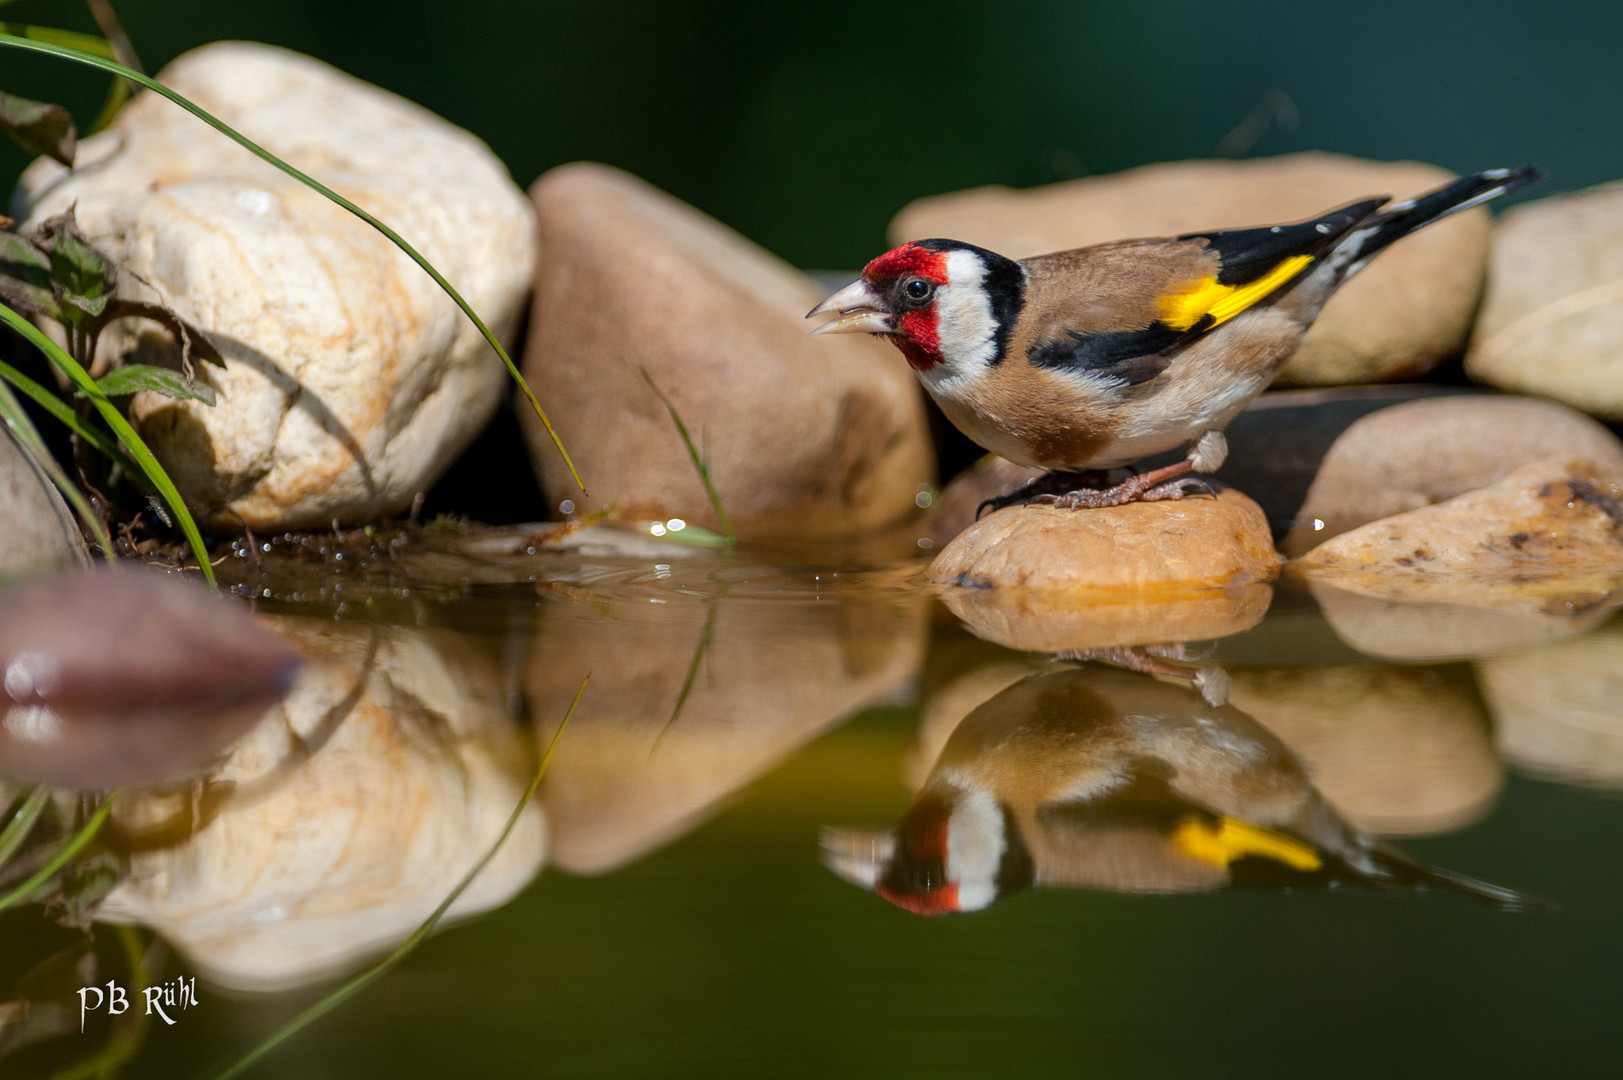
[1312, 518, 1326, 531]
[917, 537, 934, 549]
[667, 518, 687, 532]
[559, 499, 576, 515]
[650, 523, 667, 536]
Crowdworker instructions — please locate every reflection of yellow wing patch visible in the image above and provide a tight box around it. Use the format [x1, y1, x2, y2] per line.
[1156, 254, 1314, 332]
[1172, 815, 1323, 872]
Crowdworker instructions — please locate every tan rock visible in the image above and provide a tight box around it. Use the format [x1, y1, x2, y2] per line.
[1296, 457, 1623, 615]
[11, 43, 535, 531]
[929, 490, 1282, 596]
[1284, 396, 1623, 555]
[892, 153, 1489, 385]
[1467, 181, 1623, 419]
[1478, 613, 1623, 787]
[0, 423, 86, 576]
[526, 590, 926, 875]
[924, 454, 1044, 547]
[99, 618, 544, 992]
[523, 163, 932, 540]
[1226, 665, 1500, 835]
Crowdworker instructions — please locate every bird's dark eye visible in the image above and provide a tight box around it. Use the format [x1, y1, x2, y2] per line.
[902, 277, 935, 304]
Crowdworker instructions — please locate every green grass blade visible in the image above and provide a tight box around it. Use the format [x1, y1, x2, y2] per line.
[640, 368, 737, 544]
[0, 792, 116, 911]
[0, 787, 49, 873]
[209, 674, 589, 1080]
[0, 30, 586, 496]
[0, 23, 114, 58]
[0, 359, 135, 472]
[0, 302, 213, 584]
[0, 376, 114, 560]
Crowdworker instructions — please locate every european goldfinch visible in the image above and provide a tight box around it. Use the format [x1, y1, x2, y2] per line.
[821, 667, 1540, 915]
[809, 167, 1542, 510]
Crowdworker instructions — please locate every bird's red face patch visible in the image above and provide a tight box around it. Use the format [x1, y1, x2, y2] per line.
[863, 243, 948, 372]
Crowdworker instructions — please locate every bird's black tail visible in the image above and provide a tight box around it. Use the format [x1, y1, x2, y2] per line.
[1352, 841, 1553, 911]
[1329, 165, 1545, 280]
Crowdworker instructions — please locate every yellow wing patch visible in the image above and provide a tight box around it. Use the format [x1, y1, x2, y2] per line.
[1171, 815, 1323, 872]
[1155, 254, 1314, 332]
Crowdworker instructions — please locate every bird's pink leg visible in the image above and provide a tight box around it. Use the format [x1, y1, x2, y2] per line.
[1030, 459, 1211, 509]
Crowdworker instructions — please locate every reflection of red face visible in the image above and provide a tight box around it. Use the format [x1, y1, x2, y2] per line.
[875, 792, 960, 915]
[878, 880, 961, 916]
[862, 243, 948, 372]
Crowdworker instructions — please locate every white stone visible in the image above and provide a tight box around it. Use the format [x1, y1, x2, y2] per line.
[10, 43, 535, 530]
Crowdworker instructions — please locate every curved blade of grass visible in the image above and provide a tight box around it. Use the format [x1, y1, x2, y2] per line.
[0, 787, 49, 873]
[0, 361, 135, 473]
[0, 23, 113, 57]
[0, 302, 213, 584]
[0, 31, 585, 496]
[209, 674, 588, 1080]
[0, 792, 116, 911]
[0, 376, 114, 560]
[640, 368, 736, 544]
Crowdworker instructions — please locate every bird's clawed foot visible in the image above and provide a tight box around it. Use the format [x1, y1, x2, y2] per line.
[976, 469, 1111, 519]
[1054, 646, 1231, 707]
[1026, 459, 1204, 510]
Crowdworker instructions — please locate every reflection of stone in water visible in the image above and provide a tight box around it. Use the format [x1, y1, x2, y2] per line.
[1306, 577, 1617, 662]
[939, 580, 1273, 654]
[825, 667, 1535, 914]
[527, 591, 926, 875]
[1225, 665, 1500, 835]
[98, 617, 545, 993]
[1478, 614, 1623, 787]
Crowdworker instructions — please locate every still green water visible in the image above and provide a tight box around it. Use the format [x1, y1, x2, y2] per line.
[4, 527, 1621, 1078]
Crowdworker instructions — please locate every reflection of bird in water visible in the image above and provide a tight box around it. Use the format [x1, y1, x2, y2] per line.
[823, 667, 1541, 915]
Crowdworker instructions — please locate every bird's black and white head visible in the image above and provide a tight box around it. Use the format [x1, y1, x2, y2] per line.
[806, 239, 1026, 385]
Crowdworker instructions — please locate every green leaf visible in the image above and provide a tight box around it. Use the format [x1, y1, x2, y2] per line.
[0, 89, 74, 166]
[88, 363, 216, 405]
[0, 227, 61, 319]
[48, 225, 109, 327]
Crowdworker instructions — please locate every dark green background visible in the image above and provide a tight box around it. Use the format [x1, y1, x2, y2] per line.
[4, 0, 1616, 270]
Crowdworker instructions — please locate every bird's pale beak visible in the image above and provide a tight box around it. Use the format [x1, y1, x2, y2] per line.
[806, 279, 894, 335]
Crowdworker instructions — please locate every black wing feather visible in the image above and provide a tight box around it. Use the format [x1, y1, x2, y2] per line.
[1183, 197, 1388, 285]
[1027, 324, 1185, 384]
